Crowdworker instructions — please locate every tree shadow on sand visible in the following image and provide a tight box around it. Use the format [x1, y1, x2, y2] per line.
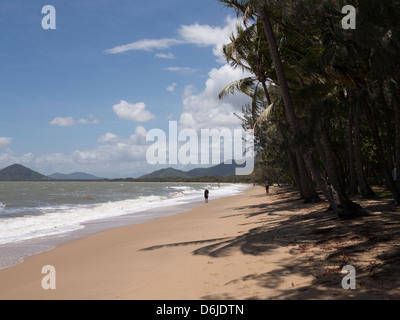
[206, 189, 400, 299]
[142, 187, 400, 299]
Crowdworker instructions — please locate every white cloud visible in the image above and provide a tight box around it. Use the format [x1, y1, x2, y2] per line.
[104, 16, 241, 62]
[113, 100, 155, 122]
[73, 142, 148, 165]
[0, 137, 12, 148]
[167, 82, 177, 93]
[0, 125, 151, 178]
[98, 126, 147, 145]
[97, 132, 120, 144]
[179, 64, 252, 131]
[177, 16, 239, 61]
[105, 38, 182, 54]
[155, 52, 176, 59]
[165, 67, 199, 74]
[50, 115, 99, 127]
[0, 17, 251, 178]
[0, 150, 70, 175]
[77, 114, 99, 125]
[129, 126, 147, 144]
[50, 117, 75, 127]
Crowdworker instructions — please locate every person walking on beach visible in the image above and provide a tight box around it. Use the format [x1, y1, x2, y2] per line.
[204, 188, 209, 203]
[265, 181, 270, 194]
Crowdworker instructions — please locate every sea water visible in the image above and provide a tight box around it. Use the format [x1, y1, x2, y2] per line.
[0, 181, 248, 269]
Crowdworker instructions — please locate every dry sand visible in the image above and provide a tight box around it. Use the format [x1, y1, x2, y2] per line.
[0, 185, 399, 300]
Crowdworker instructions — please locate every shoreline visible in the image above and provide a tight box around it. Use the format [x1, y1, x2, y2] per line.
[0, 186, 266, 300]
[0, 183, 249, 270]
[0, 200, 202, 271]
[0, 185, 398, 300]
[0, 184, 248, 270]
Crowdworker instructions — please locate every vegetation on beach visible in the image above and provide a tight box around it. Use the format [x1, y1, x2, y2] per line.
[218, 0, 400, 218]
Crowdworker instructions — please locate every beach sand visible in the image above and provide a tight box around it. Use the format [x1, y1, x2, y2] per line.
[0, 185, 399, 300]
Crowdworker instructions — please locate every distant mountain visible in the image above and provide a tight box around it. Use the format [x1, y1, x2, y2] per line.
[138, 160, 248, 179]
[139, 168, 190, 179]
[186, 161, 241, 177]
[48, 172, 102, 180]
[0, 164, 49, 181]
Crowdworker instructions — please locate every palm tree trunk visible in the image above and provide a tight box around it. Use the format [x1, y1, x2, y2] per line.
[363, 99, 400, 205]
[301, 150, 368, 218]
[261, 80, 272, 105]
[257, 3, 367, 217]
[277, 125, 301, 194]
[257, 6, 297, 135]
[314, 130, 327, 171]
[354, 98, 375, 197]
[258, 8, 316, 202]
[287, 150, 301, 194]
[258, 6, 310, 201]
[347, 105, 358, 195]
[295, 148, 318, 202]
[395, 85, 400, 194]
[379, 82, 395, 177]
[277, 124, 315, 200]
[319, 122, 343, 193]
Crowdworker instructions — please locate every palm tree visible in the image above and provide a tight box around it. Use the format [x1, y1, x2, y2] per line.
[219, 17, 318, 201]
[219, 0, 369, 217]
[222, 21, 274, 104]
[352, 0, 400, 204]
[346, 100, 358, 195]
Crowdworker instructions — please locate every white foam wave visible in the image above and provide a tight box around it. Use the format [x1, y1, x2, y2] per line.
[0, 183, 249, 245]
[168, 186, 191, 190]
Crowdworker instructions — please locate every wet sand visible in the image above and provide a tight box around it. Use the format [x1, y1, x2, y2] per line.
[0, 185, 399, 300]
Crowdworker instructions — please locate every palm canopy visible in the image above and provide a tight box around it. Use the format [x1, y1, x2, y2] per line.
[218, 0, 400, 215]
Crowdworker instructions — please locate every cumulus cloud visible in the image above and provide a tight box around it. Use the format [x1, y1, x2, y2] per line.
[73, 142, 147, 165]
[104, 16, 241, 62]
[75, 126, 149, 169]
[50, 117, 75, 127]
[0, 125, 151, 178]
[2, 17, 251, 178]
[112, 100, 155, 122]
[166, 82, 177, 93]
[155, 52, 176, 59]
[0, 137, 12, 148]
[105, 38, 182, 54]
[177, 16, 239, 61]
[50, 115, 99, 127]
[97, 127, 147, 145]
[179, 64, 252, 131]
[164, 67, 199, 74]
[97, 132, 120, 144]
[77, 114, 99, 125]
[129, 126, 147, 144]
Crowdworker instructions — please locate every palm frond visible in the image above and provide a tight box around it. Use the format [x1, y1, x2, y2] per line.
[218, 77, 257, 100]
[254, 102, 275, 131]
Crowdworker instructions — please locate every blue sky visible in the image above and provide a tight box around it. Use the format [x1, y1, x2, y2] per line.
[0, 0, 251, 178]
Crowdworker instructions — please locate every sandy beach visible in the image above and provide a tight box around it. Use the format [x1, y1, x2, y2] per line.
[0, 185, 399, 300]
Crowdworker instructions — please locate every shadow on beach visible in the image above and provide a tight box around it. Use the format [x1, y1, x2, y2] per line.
[142, 187, 400, 300]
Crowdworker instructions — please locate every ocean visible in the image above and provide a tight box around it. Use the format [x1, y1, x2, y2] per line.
[0, 181, 248, 269]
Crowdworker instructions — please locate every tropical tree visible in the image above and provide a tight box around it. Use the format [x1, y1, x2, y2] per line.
[219, 20, 318, 200]
[219, 0, 400, 215]
[219, 0, 371, 217]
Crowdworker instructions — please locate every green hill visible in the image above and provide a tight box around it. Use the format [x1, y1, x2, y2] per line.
[0, 164, 49, 181]
[48, 172, 102, 180]
[138, 160, 248, 179]
[139, 167, 190, 179]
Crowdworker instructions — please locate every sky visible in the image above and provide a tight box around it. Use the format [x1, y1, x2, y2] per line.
[0, 0, 252, 178]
